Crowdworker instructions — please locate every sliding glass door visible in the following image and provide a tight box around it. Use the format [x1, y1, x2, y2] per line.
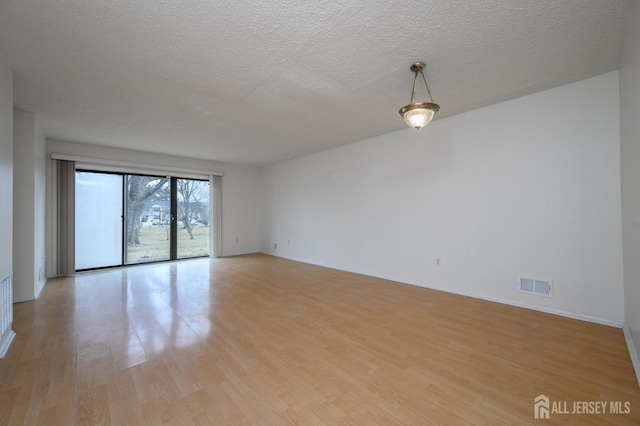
[75, 171, 211, 271]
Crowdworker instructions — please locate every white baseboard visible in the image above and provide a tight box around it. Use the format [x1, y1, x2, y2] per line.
[261, 251, 624, 329]
[222, 251, 260, 258]
[0, 329, 16, 358]
[623, 325, 640, 387]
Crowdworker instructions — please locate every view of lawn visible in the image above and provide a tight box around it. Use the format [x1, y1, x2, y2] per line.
[127, 225, 210, 263]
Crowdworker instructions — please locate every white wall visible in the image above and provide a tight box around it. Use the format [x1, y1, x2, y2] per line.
[13, 110, 47, 301]
[46, 139, 260, 275]
[260, 71, 624, 324]
[0, 52, 12, 286]
[619, 0, 640, 383]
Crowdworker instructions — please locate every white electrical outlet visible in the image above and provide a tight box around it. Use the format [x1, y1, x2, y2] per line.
[273, 242, 278, 250]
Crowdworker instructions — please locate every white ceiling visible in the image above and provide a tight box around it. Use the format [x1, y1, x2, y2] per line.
[0, 0, 631, 166]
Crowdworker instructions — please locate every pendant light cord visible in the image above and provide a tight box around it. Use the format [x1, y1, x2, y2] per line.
[420, 70, 435, 104]
[410, 69, 435, 104]
[410, 72, 418, 104]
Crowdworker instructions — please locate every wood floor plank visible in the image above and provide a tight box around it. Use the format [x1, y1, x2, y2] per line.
[0, 253, 638, 424]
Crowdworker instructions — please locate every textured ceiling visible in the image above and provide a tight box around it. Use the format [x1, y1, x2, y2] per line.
[0, 0, 631, 166]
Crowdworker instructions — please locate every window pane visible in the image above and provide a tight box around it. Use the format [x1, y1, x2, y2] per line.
[75, 172, 123, 269]
[125, 175, 171, 264]
[176, 178, 210, 259]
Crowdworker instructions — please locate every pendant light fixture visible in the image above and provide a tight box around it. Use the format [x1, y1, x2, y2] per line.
[399, 62, 440, 129]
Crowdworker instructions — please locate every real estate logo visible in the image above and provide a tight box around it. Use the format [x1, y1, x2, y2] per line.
[533, 394, 631, 419]
[534, 395, 550, 419]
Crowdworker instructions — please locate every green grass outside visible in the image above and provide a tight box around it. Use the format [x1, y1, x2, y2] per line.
[126, 225, 210, 263]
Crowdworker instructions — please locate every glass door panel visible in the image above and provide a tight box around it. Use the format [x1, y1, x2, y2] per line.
[125, 175, 171, 264]
[176, 178, 210, 259]
[75, 171, 123, 270]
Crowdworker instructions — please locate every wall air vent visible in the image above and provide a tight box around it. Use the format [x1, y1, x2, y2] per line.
[518, 277, 552, 297]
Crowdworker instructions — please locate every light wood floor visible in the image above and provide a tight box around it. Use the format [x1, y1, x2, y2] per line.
[1, 254, 638, 425]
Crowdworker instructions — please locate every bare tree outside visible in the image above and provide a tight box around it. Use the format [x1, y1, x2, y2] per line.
[176, 179, 206, 240]
[126, 176, 169, 245]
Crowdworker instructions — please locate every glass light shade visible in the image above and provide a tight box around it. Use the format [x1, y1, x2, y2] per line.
[399, 102, 440, 129]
